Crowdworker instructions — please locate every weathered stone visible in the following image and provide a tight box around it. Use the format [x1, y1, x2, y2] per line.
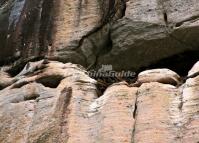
[96, 0, 199, 71]
[97, 19, 199, 71]
[0, 61, 199, 142]
[0, 0, 125, 68]
[134, 82, 181, 143]
[0, 60, 97, 143]
[138, 69, 181, 85]
[0, 71, 15, 89]
[1, 0, 199, 142]
[1, 0, 199, 72]
[180, 63, 199, 143]
[88, 82, 137, 143]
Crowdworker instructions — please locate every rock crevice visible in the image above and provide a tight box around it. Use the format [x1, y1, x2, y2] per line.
[0, 60, 199, 142]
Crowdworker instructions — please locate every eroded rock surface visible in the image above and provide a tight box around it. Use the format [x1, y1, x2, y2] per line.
[0, 0, 199, 142]
[97, 0, 199, 70]
[1, 0, 199, 72]
[0, 60, 199, 143]
[137, 69, 181, 85]
[0, 0, 125, 67]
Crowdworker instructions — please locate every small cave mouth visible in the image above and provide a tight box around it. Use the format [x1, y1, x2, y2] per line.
[92, 50, 199, 94]
[36, 75, 64, 88]
[140, 50, 199, 77]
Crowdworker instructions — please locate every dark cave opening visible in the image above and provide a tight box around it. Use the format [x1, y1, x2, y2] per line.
[36, 75, 64, 88]
[92, 50, 199, 95]
[139, 50, 199, 77]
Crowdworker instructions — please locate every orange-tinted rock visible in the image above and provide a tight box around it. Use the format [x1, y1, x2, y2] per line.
[0, 61, 199, 142]
[181, 65, 199, 143]
[134, 82, 181, 143]
[88, 82, 137, 143]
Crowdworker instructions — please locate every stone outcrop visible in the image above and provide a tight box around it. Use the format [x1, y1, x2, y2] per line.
[0, 0, 125, 66]
[0, 0, 199, 142]
[97, 0, 199, 70]
[0, 60, 199, 143]
[137, 69, 181, 85]
[1, 0, 199, 71]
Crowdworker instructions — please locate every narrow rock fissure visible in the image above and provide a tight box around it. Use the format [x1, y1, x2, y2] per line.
[75, 0, 83, 27]
[175, 14, 199, 27]
[86, 30, 113, 70]
[131, 92, 138, 143]
[133, 102, 137, 119]
[76, 0, 127, 69]
[178, 89, 184, 112]
[163, 12, 168, 25]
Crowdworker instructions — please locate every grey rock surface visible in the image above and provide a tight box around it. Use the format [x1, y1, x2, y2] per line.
[97, 0, 199, 70]
[1, 0, 199, 72]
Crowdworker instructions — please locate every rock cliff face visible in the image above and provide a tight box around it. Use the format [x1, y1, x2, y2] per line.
[0, 0, 199, 143]
[0, 60, 199, 143]
[1, 0, 199, 71]
[0, 0, 125, 66]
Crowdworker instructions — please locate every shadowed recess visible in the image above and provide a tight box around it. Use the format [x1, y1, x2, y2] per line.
[36, 75, 64, 88]
[140, 50, 199, 77]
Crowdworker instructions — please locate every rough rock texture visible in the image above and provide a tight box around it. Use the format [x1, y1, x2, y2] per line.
[0, 0, 125, 67]
[1, 0, 199, 142]
[1, 0, 199, 71]
[0, 60, 199, 143]
[97, 0, 199, 70]
[137, 69, 181, 85]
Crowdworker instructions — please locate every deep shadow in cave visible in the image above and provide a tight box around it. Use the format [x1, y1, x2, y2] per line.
[139, 50, 199, 77]
[92, 50, 199, 96]
[36, 75, 64, 88]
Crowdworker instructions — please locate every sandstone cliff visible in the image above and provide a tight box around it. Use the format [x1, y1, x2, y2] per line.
[0, 60, 199, 143]
[1, 0, 199, 71]
[0, 0, 199, 143]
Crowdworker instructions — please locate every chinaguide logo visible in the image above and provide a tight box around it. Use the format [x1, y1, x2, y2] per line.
[88, 65, 136, 78]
